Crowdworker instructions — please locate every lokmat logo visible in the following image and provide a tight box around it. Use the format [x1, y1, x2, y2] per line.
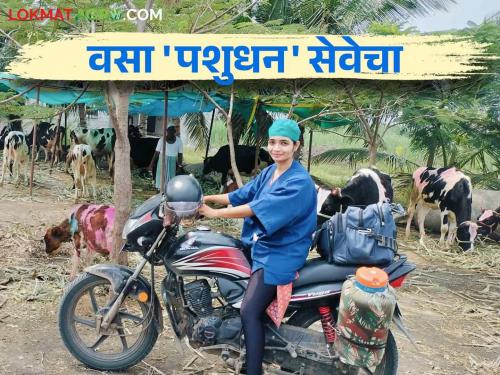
[7, 8, 74, 21]
[6, 8, 163, 22]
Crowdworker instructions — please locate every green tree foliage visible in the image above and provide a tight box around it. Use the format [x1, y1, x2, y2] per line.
[400, 21, 499, 187]
[308, 79, 423, 169]
[252, 0, 453, 34]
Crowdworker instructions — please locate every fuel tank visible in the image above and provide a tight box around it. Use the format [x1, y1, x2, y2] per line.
[163, 226, 251, 280]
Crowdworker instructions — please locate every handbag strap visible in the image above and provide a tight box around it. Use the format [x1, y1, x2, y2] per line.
[311, 228, 321, 250]
[374, 234, 398, 253]
[377, 203, 385, 227]
[311, 221, 328, 250]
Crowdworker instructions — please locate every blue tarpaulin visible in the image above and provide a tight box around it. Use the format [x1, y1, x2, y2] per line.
[0, 72, 218, 116]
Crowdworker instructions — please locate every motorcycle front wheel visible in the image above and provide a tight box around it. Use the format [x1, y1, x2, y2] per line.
[287, 308, 398, 375]
[58, 273, 159, 371]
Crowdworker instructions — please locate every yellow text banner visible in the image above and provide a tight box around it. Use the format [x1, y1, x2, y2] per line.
[8, 33, 489, 85]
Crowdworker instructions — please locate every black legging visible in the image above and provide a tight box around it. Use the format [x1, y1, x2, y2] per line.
[240, 269, 277, 375]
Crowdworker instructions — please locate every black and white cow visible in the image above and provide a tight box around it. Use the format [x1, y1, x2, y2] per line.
[32, 122, 53, 161]
[0, 131, 29, 186]
[26, 122, 66, 162]
[0, 120, 23, 150]
[316, 167, 394, 225]
[70, 127, 115, 176]
[39, 124, 66, 162]
[476, 207, 499, 242]
[203, 144, 273, 186]
[2, 121, 67, 166]
[405, 166, 478, 251]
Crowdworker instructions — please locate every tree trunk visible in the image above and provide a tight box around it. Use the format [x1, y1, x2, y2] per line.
[189, 82, 243, 186]
[294, 124, 305, 160]
[441, 142, 448, 167]
[426, 145, 436, 167]
[100, 0, 151, 264]
[226, 88, 243, 187]
[449, 148, 457, 167]
[104, 81, 134, 264]
[368, 141, 377, 166]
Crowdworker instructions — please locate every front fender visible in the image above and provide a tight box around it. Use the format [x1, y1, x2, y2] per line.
[85, 263, 163, 332]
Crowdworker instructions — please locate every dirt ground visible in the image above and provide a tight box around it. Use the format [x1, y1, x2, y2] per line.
[0, 163, 498, 375]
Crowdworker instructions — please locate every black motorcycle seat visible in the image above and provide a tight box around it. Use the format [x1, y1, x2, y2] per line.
[293, 258, 358, 289]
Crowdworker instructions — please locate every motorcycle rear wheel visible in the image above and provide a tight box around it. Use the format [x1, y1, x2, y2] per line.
[58, 273, 159, 371]
[287, 308, 398, 375]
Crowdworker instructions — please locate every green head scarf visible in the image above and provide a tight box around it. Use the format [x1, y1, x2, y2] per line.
[268, 119, 300, 142]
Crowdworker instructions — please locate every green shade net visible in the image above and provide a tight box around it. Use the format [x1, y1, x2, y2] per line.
[0, 72, 353, 130]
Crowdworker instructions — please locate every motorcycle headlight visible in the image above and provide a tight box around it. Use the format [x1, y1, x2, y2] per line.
[122, 218, 139, 240]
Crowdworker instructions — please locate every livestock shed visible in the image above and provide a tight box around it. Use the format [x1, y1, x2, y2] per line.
[0, 72, 354, 185]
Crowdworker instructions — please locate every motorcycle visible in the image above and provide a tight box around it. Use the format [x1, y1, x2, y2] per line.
[58, 191, 415, 375]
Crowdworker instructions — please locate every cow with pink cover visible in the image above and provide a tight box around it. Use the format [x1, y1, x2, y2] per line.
[44, 204, 115, 279]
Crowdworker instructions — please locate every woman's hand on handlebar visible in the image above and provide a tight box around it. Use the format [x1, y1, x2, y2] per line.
[199, 204, 219, 218]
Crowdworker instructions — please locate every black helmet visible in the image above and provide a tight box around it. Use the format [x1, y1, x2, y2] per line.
[164, 175, 203, 218]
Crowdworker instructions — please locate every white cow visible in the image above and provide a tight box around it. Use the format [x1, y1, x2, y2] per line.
[69, 144, 97, 201]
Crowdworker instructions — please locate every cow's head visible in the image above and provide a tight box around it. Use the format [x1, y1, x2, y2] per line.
[320, 187, 354, 216]
[457, 221, 478, 251]
[43, 219, 72, 254]
[476, 209, 499, 236]
[477, 209, 494, 223]
[202, 157, 213, 175]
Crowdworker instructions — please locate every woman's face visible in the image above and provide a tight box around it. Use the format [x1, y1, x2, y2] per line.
[268, 136, 299, 163]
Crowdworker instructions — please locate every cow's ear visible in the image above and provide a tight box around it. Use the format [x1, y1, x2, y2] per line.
[331, 187, 341, 196]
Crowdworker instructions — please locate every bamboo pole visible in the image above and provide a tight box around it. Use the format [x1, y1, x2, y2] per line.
[307, 129, 313, 172]
[29, 87, 40, 196]
[204, 109, 216, 160]
[49, 111, 63, 174]
[160, 91, 169, 195]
